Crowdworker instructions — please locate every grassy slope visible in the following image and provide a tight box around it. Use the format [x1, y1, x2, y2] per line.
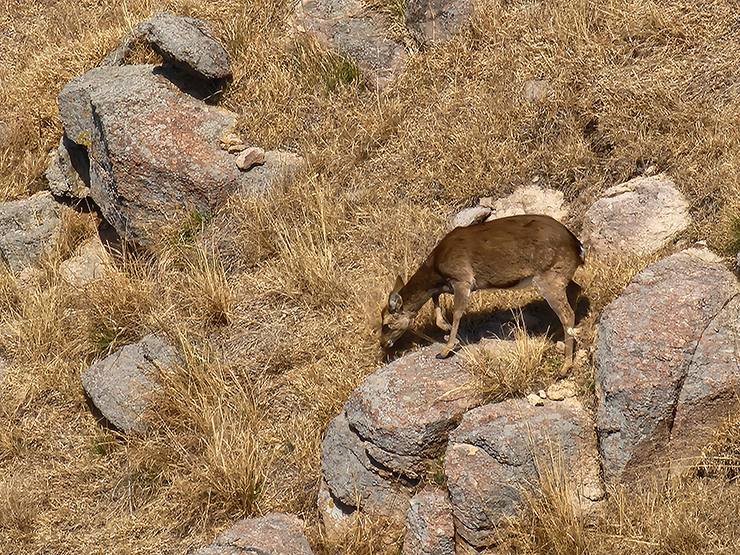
[1, 0, 740, 553]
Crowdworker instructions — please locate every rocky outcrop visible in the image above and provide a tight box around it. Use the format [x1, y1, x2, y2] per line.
[321, 346, 484, 534]
[293, 0, 407, 89]
[55, 64, 303, 245]
[581, 174, 690, 257]
[405, 0, 474, 49]
[446, 396, 603, 547]
[104, 12, 231, 80]
[595, 249, 740, 486]
[191, 513, 314, 555]
[81, 335, 181, 433]
[0, 191, 70, 273]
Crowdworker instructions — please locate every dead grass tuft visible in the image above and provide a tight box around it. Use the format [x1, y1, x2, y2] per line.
[463, 316, 561, 403]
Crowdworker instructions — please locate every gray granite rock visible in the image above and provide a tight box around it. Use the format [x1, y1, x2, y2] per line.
[81, 335, 181, 433]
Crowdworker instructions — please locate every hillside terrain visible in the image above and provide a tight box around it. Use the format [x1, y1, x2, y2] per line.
[1, 0, 740, 553]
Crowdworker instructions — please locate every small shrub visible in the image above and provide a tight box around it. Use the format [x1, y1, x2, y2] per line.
[292, 36, 363, 94]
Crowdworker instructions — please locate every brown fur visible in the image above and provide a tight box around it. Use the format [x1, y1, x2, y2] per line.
[381, 214, 584, 373]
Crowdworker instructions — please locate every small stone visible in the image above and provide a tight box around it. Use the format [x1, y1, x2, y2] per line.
[538, 390, 547, 399]
[546, 380, 577, 401]
[236, 147, 266, 171]
[220, 132, 243, 149]
[526, 393, 544, 406]
[227, 143, 248, 153]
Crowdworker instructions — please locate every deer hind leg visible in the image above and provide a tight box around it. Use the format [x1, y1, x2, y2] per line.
[437, 282, 471, 359]
[533, 274, 576, 376]
[432, 293, 452, 332]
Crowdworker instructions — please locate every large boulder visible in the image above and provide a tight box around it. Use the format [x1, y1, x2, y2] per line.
[56, 64, 300, 244]
[293, 0, 407, 90]
[321, 345, 484, 538]
[190, 513, 314, 555]
[595, 249, 740, 486]
[105, 12, 231, 80]
[669, 293, 740, 476]
[445, 397, 603, 547]
[81, 335, 181, 433]
[0, 191, 70, 273]
[344, 345, 485, 467]
[405, 0, 474, 49]
[582, 174, 690, 257]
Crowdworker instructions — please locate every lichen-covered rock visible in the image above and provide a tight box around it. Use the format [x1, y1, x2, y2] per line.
[0, 192, 70, 273]
[445, 397, 603, 547]
[595, 249, 740, 485]
[405, 0, 474, 49]
[56, 65, 301, 245]
[345, 345, 485, 462]
[45, 134, 90, 199]
[293, 0, 407, 90]
[582, 174, 690, 256]
[669, 294, 740, 476]
[190, 513, 314, 555]
[81, 335, 181, 433]
[322, 410, 412, 521]
[403, 488, 455, 555]
[105, 12, 231, 80]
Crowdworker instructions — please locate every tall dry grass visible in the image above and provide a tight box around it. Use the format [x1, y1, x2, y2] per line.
[2, 0, 740, 553]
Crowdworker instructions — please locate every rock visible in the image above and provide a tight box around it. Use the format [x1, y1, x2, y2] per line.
[669, 294, 740, 477]
[56, 64, 299, 245]
[546, 380, 578, 401]
[0, 191, 70, 273]
[581, 174, 690, 257]
[293, 0, 407, 90]
[405, 0, 474, 49]
[191, 513, 314, 555]
[403, 488, 455, 555]
[445, 397, 603, 547]
[45, 134, 90, 199]
[345, 345, 485, 462]
[139, 13, 231, 80]
[447, 205, 491, 230]
[595, 250, 740, 486]
[81, 335, 181, 433]
[105, 12, 231, 81]
[318, 478, 357, 543]
[321, 410, 412, 522]
[236, 147, 266, 171]
[59, 236, 110, 286]
[480, 185, 568, 222]
[526, 392, 544, 406]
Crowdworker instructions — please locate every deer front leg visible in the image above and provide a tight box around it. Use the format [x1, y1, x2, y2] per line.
[432, 293, 452, 333]
[436, 282, 471, 359]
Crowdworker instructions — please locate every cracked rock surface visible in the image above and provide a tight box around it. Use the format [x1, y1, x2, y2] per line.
[595, 249, 740, 485]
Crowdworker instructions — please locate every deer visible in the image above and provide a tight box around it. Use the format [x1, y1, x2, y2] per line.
[380, 214, 584, 374]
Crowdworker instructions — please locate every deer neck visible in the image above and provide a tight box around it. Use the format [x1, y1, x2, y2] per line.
[399, 261, 445, 315]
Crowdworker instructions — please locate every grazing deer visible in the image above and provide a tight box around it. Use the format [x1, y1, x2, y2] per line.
[380, 214, 584, 373]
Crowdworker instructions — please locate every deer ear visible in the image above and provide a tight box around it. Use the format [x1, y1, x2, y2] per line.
[388, 290, 403, 314]
[393, 276, 404, 293]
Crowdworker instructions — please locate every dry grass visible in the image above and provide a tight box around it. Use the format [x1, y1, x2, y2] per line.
[2, 0, 740, 553]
